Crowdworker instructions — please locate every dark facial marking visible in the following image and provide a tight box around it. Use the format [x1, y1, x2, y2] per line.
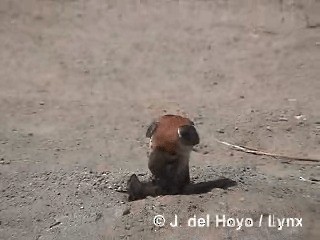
[146, 121, 158, 138]
[178, 125, 200, 146]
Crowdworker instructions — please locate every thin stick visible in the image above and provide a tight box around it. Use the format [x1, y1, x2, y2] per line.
[193, 139, 320, 163]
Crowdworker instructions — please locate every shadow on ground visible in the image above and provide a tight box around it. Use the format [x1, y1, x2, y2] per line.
[127, 176, 237, 201]
[182, 178, 237, 195]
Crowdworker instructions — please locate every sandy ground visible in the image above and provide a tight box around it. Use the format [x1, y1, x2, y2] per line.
[0, 0, 320, 239]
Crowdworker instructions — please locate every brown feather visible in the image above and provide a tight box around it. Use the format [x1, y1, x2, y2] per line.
[151, 115, 192, 154]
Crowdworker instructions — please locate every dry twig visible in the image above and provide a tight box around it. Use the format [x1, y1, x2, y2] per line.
[193, 138, 320, 163]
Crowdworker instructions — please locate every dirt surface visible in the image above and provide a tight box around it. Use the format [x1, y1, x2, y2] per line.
[0, 0, 320, 239]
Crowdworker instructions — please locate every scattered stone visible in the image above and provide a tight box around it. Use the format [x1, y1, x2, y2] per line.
[122, 207, 131, 216]
[125, 225, 131, 230]
[0, 158, 10, 165]
[286, 127, 292, 132]
[95, 212, 103, 221]
[217, 129, 225, 134]
[278, 117, 288, 121]
[294, 114, 307, 121]
[310, 177, 320, 182]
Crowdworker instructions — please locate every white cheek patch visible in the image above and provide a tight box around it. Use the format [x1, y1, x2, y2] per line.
[146, 137, 153, 158]
[149, 137, 153, 149]
[177, 128, 182, 138]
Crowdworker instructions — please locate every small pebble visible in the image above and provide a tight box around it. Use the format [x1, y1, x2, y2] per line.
[278, 117, 288, 121]
[123, 207, 130, 216]
[217, 129, 225, 134]
[125, 225, 131, 230]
